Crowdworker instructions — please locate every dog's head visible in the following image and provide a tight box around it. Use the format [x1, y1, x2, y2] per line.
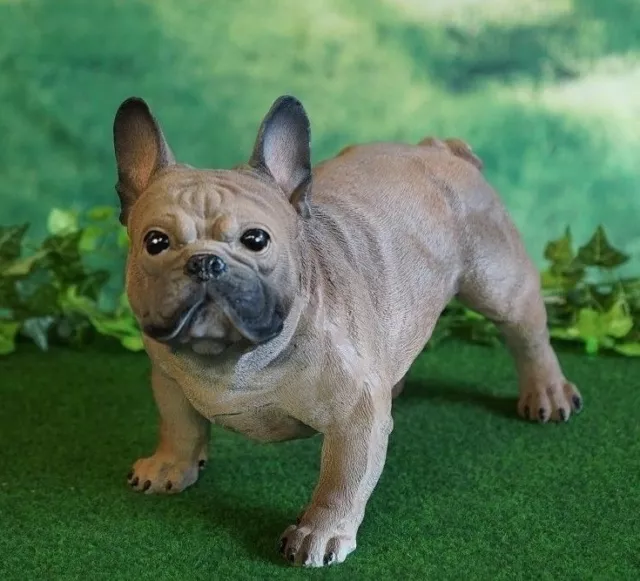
[113, 95, 312, 355]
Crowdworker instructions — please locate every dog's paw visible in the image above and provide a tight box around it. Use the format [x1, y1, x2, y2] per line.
[126, 452, 207, 494]
[517, 379, 583, 423]
[278, 518, 356, 567]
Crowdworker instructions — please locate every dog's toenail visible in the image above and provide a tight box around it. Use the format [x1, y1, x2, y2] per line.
[324, 551, 336, 566]
[559, 408, 567, 422]
[126, 471, 134, 480]
[572, 395, 583, 412]
[130, 477, 139, 487]
[142, 480, 151, 491]
[198, 459, 206, 468]
[538, 408, 547, 421]
[165, 481, 173, 491]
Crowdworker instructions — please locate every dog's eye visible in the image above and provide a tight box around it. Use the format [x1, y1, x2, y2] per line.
[144, 230, 170, 255]
[240, 228, 270, 252]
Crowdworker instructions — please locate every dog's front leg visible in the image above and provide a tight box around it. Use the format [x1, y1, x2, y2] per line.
[127, 366, 210, 494]
[280, 391, 393, 567]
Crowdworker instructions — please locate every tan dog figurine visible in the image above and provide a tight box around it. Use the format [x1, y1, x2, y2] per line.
[113, 95, 583, 567]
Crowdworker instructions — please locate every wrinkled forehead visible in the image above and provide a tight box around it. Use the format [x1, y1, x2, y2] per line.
[130, 167, 292, 238]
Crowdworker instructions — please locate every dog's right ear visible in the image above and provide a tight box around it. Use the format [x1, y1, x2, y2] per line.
[248, 95, 312, 217]
[113, 97, 175, 225]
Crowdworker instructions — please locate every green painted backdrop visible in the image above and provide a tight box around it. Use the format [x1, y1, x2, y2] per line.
[1, 0, 639, 275]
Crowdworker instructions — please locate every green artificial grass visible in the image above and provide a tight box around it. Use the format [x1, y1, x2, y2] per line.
[0, 340, 638, 580]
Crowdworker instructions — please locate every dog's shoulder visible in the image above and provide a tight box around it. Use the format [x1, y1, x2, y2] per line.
[325, 138, 483, 172]
[418, 137, 483, 171]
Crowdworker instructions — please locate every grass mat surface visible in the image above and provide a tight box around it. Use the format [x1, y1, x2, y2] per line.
[0, 341, 638, 580]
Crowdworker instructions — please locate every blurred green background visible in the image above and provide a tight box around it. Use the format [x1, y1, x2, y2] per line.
[1, 0, 639, 275]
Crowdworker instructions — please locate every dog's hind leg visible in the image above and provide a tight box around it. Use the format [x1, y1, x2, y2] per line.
[392, 376, 406, 399]
[456, 215, 583, 423]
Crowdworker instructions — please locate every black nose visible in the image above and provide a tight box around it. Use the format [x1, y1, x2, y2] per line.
[184, 254, 227, 282]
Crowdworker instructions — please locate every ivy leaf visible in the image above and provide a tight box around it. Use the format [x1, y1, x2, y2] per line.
[549, 327, 579, 340]
[118, 291, 132, 312]
[47, 208, 79, 235]
[79, 225, 104, 252]
[2, 250, 49, 277]
[575, 307, 601, 338]
[613, 343, 640, 357]
[576, 225, 629, 269]
[541, 266, 584, 291]
[20, 316, 55, 351]
[60, 286, 141, 346]
[544, 226, 575, 269]
[19, 282, 60, 318]
[41, 231, 85, 284]
[76, 269, 110, 301]
[585, 336, 600, 355]
[0, 224, 29, 264]
[573, 307, 607, 354]
[117, 227, 129, 249]
[87, 206, 116, 221]
[54, 315, 92, 346]
[0, 321, 20, 355]
[542, 227, 585, 289]
[601, 297, 634, 339]
[121, 334, 144, 351]
[0, 278, 21, 315]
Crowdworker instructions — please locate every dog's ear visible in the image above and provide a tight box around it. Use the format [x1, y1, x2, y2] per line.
[249, 95, 312, 217]
[113, 97, 175, 224]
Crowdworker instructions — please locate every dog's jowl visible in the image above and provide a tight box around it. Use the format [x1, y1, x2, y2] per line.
[113, 94, 583, 567]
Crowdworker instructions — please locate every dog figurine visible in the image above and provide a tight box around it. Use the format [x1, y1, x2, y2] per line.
[113, 94, 583, 567]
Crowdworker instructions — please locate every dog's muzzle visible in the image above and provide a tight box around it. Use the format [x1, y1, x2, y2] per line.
[184, 253, 227, 283]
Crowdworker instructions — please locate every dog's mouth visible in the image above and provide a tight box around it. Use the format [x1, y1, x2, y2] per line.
[142, 281, 285, 348]
[143, 299, 206, 344]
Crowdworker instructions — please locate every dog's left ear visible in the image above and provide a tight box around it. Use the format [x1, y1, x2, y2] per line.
[249, 95, 312, 217]
[113, 97, 176, 225]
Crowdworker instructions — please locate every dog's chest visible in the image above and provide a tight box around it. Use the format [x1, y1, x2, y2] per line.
[210, 404, 317, 442]
[179, 376, 316, 443]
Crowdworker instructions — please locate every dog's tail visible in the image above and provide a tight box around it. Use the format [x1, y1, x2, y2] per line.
[418, 137, 483, 172]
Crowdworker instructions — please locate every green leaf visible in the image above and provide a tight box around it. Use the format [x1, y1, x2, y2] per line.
[549, 327, 579, 340]
[121, 334, 144, 351]
[47, 208, 79, 235]
[601, 297, 634, 339]
[0, 321, 20, 355]
[0, 278, 20, 315]
[541, 267, 584, 291]
[118, 291, 132, 312]
[541, 227, 585, 290]
[575, 307, 602, 339]
[79, 225, 104, 252]
[576, 225, 629, 269]
[20, 283, 61, 318]
[60, 286, 141, 343]
[76, 270, 110, 301]
[463, 309, 485, 321]
[41, 231, 85, 284]
[59, 285, 98, 315]
[20, 317, 54, 351]
[613, 343, 640, 357]
[2, 250, 48, 277]
[117, 227, 129, 249]
[0, 224, 29, 263]
[585, 336, 599, 355]
[87, 206, 116, 221]
[544, 226, 575, 268]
